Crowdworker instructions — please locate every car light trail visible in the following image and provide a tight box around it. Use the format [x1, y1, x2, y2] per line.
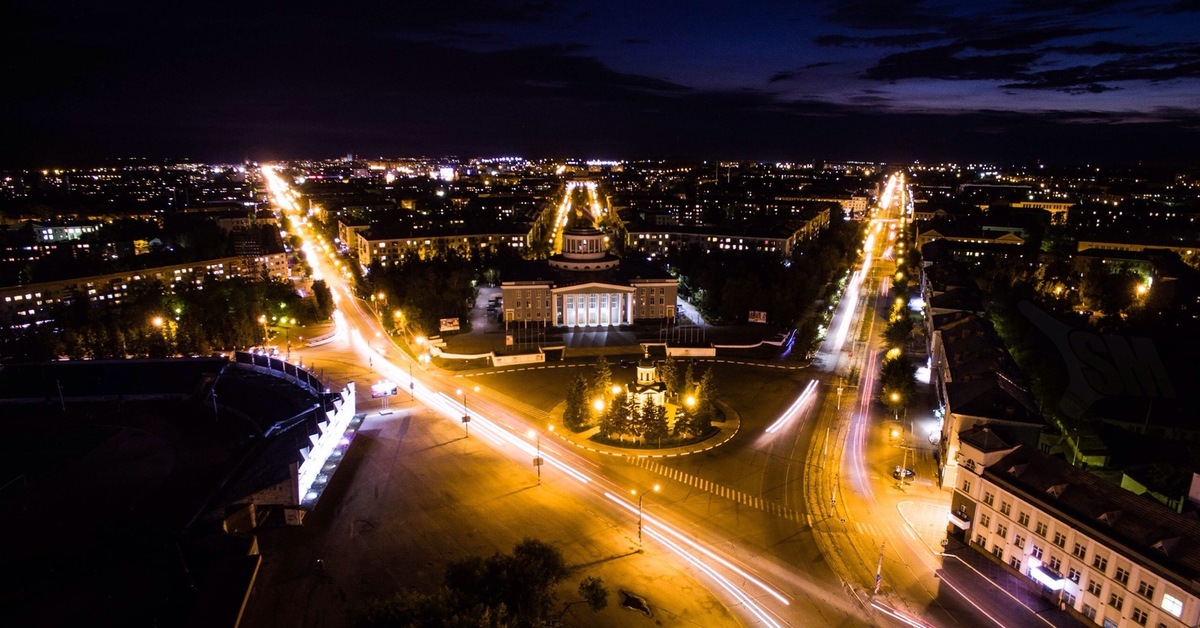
[646, 527, 784, 628]
[264, 163, 800, 627]
[603, 493, 788, 626]
[764, 379, 819, 434]
[603, 492, 790, 607]
[870, 600, 935, 628]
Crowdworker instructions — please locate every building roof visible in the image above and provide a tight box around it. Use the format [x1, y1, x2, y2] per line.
[945, 374, 1040, 425]
[928, 286, 985, 313]
[960, 424, 1015, 453]
[501, 256, 674, 288]
[985, 444, 1200, 594]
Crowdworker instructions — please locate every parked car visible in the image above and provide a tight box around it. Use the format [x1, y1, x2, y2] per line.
[892, 466, 914, 480]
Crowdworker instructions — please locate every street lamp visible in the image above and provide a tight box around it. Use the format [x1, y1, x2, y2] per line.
[457, 385, 479, 437]
[632, 484, 660, 551]
[593, 398, 605, 413]
[528, 426, 550, 485]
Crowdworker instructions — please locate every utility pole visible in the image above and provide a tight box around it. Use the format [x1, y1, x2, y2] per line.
[875, 541, 886, 594]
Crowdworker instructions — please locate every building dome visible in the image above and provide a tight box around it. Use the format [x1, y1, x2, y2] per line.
[549, 227, 620, 271]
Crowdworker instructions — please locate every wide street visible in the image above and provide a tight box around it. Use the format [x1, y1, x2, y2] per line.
[255, 167, 1068, 627]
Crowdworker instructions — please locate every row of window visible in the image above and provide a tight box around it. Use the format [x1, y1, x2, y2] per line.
[973, 484, 1187, 623]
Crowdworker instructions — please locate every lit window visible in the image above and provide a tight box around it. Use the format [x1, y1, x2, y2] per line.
[1162, 593, 1183, 617]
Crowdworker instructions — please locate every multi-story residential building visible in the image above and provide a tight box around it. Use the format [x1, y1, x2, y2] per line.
[1077, 239, 1200, 269]
[916, 225, 1027, 250]
[1010, 200, 1073, 224]
[951, 426, 1200, 628]
[0, 253, 288, 327]
[354, 224, 528, 266]
[626, 207, 830, 258]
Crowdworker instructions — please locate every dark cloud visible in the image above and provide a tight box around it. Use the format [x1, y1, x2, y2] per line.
[960, 25, 1116, 52]
[3, 0, 1199, 166]
[1053, 41, 1155, 55]
[815, 32, 946, 48]
[768, 62, 834, 83]
[863, 46, 1041, 82]
[1010, 0, 1131, 16]
[1002, 44, 1200, 91]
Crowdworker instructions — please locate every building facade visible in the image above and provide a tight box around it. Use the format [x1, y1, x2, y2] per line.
[0, 253, 288, 327]
[951, 428, 1200, 628]
[501, 227, 677, 328]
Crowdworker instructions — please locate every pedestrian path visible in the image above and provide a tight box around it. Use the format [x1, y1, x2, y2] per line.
[630, 457, 805, 524]
[457, 356, 809, 378]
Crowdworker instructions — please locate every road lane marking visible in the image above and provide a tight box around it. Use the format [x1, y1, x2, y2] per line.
[632, 457, 804, 522]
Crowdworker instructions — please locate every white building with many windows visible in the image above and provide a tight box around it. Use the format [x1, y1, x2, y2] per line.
[500, 227, 677, 328]
[950, 426, 1200, 628]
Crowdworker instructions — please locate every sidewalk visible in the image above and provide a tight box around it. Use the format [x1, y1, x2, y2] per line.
[896, 502, 1081, 628]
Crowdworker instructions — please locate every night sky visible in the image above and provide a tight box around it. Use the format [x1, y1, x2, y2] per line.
[5, 1, 1200, 166]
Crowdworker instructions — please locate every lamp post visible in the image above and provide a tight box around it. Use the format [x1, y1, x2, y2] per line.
[258, 314, 268, 344]
[529, 425, 551, 484]
[457, 386, 479, 437]
[632, 484, 660, 551]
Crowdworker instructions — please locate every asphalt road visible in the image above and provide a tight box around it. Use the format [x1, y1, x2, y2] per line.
[256, 167, 1071, 628]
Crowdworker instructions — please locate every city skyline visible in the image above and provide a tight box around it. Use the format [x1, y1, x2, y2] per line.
[6, 1, 1200, 166]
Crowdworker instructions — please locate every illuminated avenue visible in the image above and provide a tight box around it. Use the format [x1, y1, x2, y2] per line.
[3, 158, 1200, 628]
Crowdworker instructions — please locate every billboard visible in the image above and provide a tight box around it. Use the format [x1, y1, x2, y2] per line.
[748, 310, 768, 324]
[370, 381, 398, 398]
[439, 317, 460, 332]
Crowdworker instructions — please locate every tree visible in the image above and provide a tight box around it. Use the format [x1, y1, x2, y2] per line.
[570, 576, 608, 614]
[879, 353, 917, 416]
[658, 356, 679, 401]
[358, 538, 604, 628]
[693, 368, 718, 432]
[591, 356, 613, 402]
[682, 361, 697, 399]
[672, 402, 694, 437]
[312, 279, 334, 320]
[642, 403, 669, 447]
[562, 374, 589, 432]
[598, 395, 624, 438]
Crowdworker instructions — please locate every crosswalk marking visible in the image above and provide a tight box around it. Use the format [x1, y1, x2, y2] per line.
[631, 457, 805, 523]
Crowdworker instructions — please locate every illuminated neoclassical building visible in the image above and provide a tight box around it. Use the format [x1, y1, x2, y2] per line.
[500, 227, 677, 328]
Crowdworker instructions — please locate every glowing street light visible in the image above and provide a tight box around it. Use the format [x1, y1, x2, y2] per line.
[150, 316, 164, 328]
[457, 385, 480, 437]
[632, 484, 660, 551]
[528, 425, 551, 484]
[593, 398, 605, 412]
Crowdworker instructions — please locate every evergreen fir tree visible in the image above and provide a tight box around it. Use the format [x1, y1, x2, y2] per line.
[562, 374, 589, 431]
